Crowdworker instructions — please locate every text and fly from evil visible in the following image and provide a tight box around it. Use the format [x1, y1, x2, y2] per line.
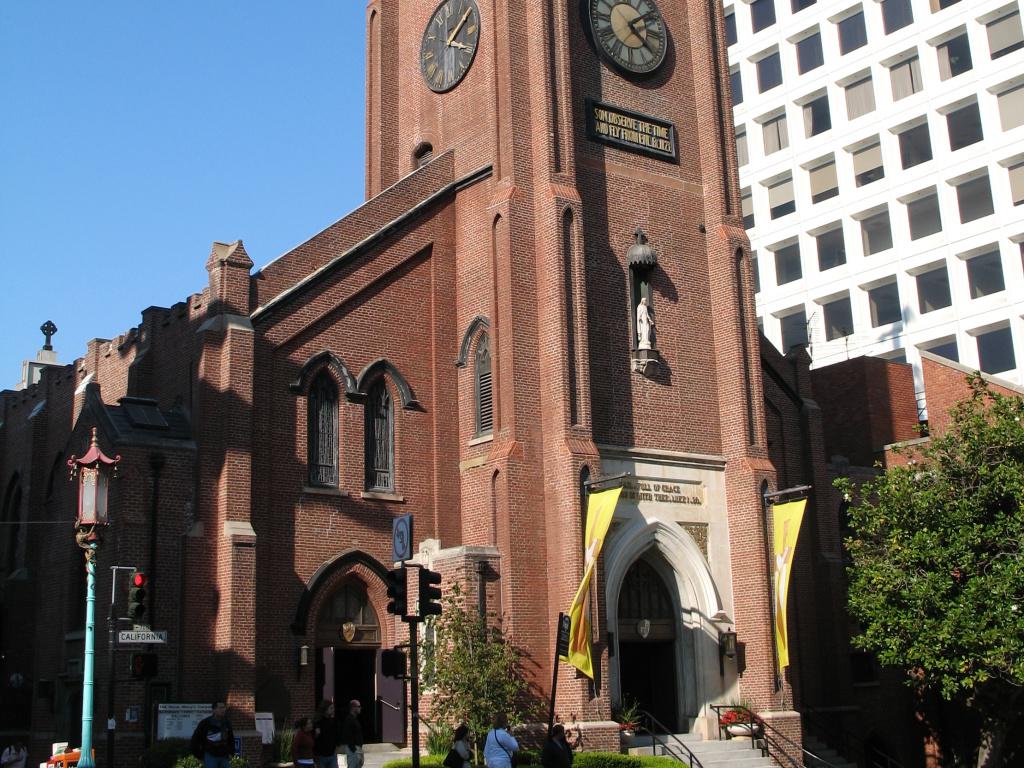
[620, 479, 703, 505]
[587, 100, 676, 159]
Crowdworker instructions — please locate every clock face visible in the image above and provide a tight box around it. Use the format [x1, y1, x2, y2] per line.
[420, 0, 481, 93]
[588, 0, 667, 75]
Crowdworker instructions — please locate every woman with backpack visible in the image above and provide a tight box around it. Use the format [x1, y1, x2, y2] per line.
[444, 724, 472, 768]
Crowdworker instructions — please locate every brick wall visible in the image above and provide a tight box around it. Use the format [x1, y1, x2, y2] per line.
[812, 357, 919, 467]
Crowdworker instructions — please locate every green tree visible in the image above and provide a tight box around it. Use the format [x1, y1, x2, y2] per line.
[421, 582, 534, 760]
[837, 376, 1024, 767]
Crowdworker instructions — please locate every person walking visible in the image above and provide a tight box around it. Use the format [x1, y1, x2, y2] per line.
[483, 713, 518, 768]
[541, 725, 573, 768]
[314, 700, 343, 768]
[190, 701, 235, 768]
[341, 699, 364, 768]
[293, 717, 316, 768]
[449, 724, 472, 768]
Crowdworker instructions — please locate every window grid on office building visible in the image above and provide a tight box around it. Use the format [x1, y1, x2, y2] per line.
[987, 10, 1024, 59]
[916, 266, 952, 313]
[937, 33, 973, 79]
[845, 75, 876, 120]
[889, 56, 922, 100]
[762, 112, 789, 154]
[768, 176, 796, 218]
[728, 0, 1024, 384]
[998, 84, 1024, 130]
[809, 157, 839, 203]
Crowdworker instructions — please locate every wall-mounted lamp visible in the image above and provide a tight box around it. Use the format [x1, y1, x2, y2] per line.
[711, 611, 737, 676]
[298, 645, 310, 667]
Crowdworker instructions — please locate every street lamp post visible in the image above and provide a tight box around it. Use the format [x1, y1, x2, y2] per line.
[68, 428, 120, 768]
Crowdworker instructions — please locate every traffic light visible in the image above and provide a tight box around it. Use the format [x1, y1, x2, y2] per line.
[385, 567, 407, 616]
[128, 570, 147, 623]
[129, 652, 158, 680]
[418, 568, 442, 617]
[381, 648, 407, 678]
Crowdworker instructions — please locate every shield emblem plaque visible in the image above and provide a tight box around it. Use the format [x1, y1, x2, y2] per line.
[342, 622, 356, 643]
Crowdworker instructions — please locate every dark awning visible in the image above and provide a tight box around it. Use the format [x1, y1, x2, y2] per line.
[627, 228, 657, 267]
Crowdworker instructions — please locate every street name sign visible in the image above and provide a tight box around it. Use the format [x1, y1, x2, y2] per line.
[118, 629, 167, 644]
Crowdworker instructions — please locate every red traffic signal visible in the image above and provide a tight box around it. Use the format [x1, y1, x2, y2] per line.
[129, 652, 158, 679]
[128, 570, 147, 622]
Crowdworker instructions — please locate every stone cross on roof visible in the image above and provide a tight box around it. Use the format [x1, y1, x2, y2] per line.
[40, 320, 58, 351]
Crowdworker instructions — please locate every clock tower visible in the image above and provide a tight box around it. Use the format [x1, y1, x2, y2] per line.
[365, 0, 789, 741]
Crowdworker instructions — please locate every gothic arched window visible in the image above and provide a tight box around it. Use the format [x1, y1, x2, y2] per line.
[308, 372, 339, 487]
[2, 477, 22, 576]
[475, 333, 493, 437]
[365, 381, 394, 491]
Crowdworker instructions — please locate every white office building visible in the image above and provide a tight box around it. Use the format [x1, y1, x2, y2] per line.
[727, 0, 1024, 412]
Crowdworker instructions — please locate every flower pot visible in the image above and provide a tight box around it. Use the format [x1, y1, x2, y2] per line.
[726, 723, 755, 738]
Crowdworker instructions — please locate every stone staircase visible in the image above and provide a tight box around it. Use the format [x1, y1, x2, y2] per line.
[361, 742, 412, 768]
[802, 736, 858, 768]
[629, 733, 775, 768]
[356, 733, 858, 768]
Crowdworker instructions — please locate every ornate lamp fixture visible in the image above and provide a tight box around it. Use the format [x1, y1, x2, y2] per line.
[67, 427, 120, 768]
[712, 610, 737, 676]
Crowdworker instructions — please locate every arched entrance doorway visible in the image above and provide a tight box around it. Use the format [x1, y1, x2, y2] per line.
[617, 557, 680, 732]
[315, 579, 400, 742]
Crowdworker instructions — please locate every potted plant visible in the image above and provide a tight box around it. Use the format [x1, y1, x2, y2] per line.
[271, 728, 295, 767]
[719, 705, 761, 738]
[614, 698, 642, 738]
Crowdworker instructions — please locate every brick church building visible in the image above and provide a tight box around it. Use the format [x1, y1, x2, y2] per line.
[3, 1, 989, 766]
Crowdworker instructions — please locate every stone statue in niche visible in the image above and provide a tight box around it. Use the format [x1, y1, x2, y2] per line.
[636, 297, 654, 350]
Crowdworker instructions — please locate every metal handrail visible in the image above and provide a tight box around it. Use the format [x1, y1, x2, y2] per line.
[799, 706, 852, 760]
[866, 745, 904, 768]
[801, 706, 904, 768]
[633, 709, 705, 768]
[710, 705, 837, 768]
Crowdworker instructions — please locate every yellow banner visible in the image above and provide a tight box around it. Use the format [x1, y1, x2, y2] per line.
[560, 485, 622, 678]
[772, 498, 806, 669]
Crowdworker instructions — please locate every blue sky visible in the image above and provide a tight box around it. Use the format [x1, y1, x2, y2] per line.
[0, 2, 367, 386]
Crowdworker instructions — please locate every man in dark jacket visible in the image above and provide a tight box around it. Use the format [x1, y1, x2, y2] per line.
[191, 701, 235, 768]
[340, 699, 364, 768]
[541, 725, 573, 768]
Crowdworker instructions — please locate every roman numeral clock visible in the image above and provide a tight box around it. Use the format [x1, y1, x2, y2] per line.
[588, 0, 667, 75]
[420, 0, 481, 92]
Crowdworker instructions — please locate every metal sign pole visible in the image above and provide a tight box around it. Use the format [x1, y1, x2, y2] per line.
[408, 612, 420, 768]
[547, 613, 571, 738]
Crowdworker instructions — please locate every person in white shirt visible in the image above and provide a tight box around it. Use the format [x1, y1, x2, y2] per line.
[483, 713, 518, 768]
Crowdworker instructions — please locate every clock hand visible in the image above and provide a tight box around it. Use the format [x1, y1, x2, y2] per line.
[447, 6, 473, 45]
[627, 17, 655, 49]
[449, 40, 470, 49]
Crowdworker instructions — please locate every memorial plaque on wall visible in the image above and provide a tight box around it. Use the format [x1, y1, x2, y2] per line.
[585, 99, 677, 161]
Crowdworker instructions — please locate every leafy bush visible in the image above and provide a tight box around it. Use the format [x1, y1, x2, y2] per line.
[274, 728, 295, 763]
[172, 756, 203, 768]
[420, 583, 538, 754]
[426, 721, 455, 756]
[381, 756, 445, 768]
[516, 749, 540, 766]
[575, 753, 685, 768]
[140, 739, 191, 768]
[229, 756, 250, 768]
